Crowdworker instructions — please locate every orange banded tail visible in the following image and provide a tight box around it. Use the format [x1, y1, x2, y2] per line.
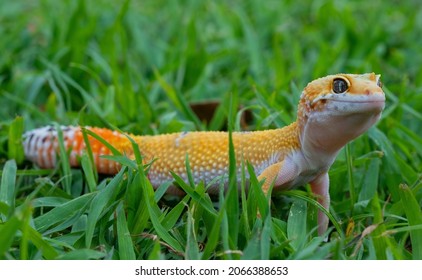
[23, 126, 133, 174]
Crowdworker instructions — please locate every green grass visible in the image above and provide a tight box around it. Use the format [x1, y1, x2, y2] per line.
[1, 0, 422, 260]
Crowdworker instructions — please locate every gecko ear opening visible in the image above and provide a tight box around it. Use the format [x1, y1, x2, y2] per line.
[332, 77, 349, 94]
[376, 74, 383, 88]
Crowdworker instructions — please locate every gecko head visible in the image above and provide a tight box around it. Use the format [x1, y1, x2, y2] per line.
[298, 73, 385, 154]
[299, 73, 385, 118]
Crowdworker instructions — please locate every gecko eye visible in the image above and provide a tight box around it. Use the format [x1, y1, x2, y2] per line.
[332, 78, 349, 93]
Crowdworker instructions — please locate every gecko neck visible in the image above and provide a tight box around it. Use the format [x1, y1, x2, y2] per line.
[296, 109, 382, 169]
[297, 118, 347, 169]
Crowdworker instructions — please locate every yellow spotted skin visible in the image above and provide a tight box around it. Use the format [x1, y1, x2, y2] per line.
[135, 123, 299, 190]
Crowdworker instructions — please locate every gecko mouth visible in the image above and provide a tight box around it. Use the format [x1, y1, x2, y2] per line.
[312, 93, 385, 113]
[327, 99, 385, 115]
[329, 98, 385, 104]
[313, 92, 385, 104]
[331, 99, 385, 108]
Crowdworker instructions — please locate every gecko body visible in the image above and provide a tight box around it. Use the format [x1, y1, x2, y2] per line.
[23, 73, 385, 234]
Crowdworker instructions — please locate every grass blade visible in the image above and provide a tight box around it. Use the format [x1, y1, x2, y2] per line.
[161, 196, 189, 230]
[370, 192, 389, 259]
[34, 193, 95, 233]
[0, 215, 20, 258]
[80, 154, 97, 193]
[0, 160, 17, 217]
[226, 90, 239, 248]
[25, 223, 59, 259]
[247, 163, 269, 219]
[185, 211, 200, 260]
[85, 168, 125, 248]
[116, 202, 136, 260]
[7, 116, 24, 164]
[83, 128, 122, 156]
[128, 138, 184, 253]
[143, 180, 184, 253]
[19, 202, 32, 260]
[399, 184, 422, 260]
[0, 202, 9, 217]
[345, 143, 356, 213]
[154, 69, 202, 129]
[80, 127, 98, 188]
[201, 205, 226, 259]
[260, 214, 272, 259]
[147, 240, 163, 260]
[287, 199, 307, 250]
[126, 172, 149, 235]
[54, 124, 72, 194]
[358, 158, 380, 206]
[171, 172, 217, 217]
[283, 189, 343, 237]
[57, 249, 107, 260]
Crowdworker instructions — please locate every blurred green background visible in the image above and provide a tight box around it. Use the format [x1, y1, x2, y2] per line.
[1, 0, 421, 131]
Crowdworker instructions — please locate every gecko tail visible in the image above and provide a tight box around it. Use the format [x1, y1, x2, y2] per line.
[23, 125, 129, 174]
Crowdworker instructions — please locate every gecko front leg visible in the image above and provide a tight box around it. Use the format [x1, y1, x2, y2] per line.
[257, 162, 285, 195]
[310, 173, 330, 235]
[257, 158, 299, 194]
[257, 159, 330, 236]
[256, 159, 300, 220]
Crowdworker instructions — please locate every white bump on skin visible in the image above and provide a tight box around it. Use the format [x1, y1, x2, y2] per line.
[174, 132, 188, 148]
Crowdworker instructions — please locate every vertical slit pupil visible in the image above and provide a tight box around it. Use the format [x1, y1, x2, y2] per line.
[333, 78, 348, 93]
